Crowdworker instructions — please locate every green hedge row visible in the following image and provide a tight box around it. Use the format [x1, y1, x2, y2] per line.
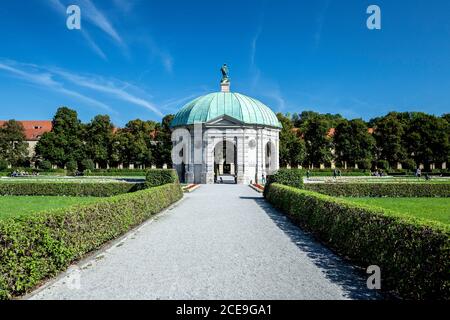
[304, 183, 450, 197]
[146, 169, 179, 187]
[0, 182, 144, 197]
[281, 168, 371, 176]
[0, 183, 183, 299]
[266, 169, 304, 188]
[84, 169, 148, 177]
[264, 169, 303, 198]
[265, 183, 450, 299]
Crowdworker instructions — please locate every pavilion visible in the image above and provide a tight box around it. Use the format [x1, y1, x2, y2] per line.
[170, 65, 281, 184]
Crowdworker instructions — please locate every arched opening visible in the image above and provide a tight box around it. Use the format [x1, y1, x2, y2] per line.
[213, 139, 237, 184]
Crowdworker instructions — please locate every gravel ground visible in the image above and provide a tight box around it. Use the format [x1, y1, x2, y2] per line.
[28, 184, 378, 300]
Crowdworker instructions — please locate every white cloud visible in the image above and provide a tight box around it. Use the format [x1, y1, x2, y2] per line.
[78, 0, 124, 46]
[137, 36, 174, 74]
[47, 0, 125, 59]
[0, 60, 164, 116]
[0, 60, 112, 111]
[81, 30, 107, 60]
[50, 69, 162, 116]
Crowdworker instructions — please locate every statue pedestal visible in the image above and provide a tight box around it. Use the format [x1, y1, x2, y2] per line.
[220, 82, 230, 93]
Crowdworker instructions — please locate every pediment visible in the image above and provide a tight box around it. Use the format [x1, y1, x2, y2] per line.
[205, 115, 244, 127]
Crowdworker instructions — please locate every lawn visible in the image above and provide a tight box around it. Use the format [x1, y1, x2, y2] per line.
[0, 196, 102, 220]
[345, 197, 450, 225]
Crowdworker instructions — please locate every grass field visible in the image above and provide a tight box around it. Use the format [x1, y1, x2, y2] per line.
[345, 197, 450, 225]
[0, 196, 102, 220]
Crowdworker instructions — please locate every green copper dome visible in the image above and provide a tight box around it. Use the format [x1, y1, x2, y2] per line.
[170, 92, 281, 128]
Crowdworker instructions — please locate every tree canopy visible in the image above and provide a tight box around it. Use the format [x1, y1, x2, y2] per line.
[0, 120, 29, 166]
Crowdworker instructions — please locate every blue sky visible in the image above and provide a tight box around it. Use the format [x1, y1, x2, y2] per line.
[0, 0, 449, 126]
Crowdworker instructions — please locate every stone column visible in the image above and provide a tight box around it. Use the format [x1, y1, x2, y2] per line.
[236, 135, 245, 184]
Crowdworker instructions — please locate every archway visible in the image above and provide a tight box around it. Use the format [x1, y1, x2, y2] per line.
[213, 139, 237, 184]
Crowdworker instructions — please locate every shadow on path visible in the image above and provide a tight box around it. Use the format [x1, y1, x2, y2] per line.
[240, 196, 382, 300]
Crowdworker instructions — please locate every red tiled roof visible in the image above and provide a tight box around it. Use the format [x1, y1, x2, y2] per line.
[0, 120, 53, 141]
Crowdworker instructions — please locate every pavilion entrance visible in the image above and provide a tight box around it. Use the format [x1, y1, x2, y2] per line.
[213, 140, 237, 184]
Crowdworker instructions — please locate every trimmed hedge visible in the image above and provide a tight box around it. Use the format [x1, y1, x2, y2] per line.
[0, 182, 144, 197]
[0, 183, 183, 299]
[266, 169, 304, 188]
[84, 169, 148, 177]
[146, 169, 179, 187]
[281, 168, 371, 176]
[265, 183, 450, 300]
[305, 183, 450, 197]
[264, 169, 303, 198]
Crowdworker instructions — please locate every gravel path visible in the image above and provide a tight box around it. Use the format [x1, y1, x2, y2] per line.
[29, 184, 378, 300]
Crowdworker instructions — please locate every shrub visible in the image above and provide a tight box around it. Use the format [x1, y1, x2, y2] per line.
[265, 183, 450, 299]
[146, 169, 179, 187]
[304, 183, 450, 197]
[65, 160, 78, 172]
[0, 159, 8, 171]
[267, 168, 304, 188]
[357, 159, 372, 170]
[0, 183, 183, 299]
[38, 160, 52, 171]
[402, 159, 417, 171]
[0, 182, 143, 197]
[377, 160, 390, 170]
[81, 159, 95, 172]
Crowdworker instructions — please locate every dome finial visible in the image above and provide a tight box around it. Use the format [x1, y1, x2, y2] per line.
[220, 64, 230, 92]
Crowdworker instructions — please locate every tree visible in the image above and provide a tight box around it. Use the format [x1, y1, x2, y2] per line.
[110, 129, 132, 167]
[35, 107, 85, 168]
[334, 119, 375, 168]
[154, 115, 174, 167]
[303, 117, 333, 167]
[85, 115, 114, 168]
[109, 119, 159, 168]
[277, 113, 305, 167]
[0, 158, 8, 171]
[127, 119, 158, 167]
[403, 113, 450, 170]
[442, 113, 450, 124]
[294, 110, 344, 130]
[0, 120, 29, 166]
[372, 113, 407, 166]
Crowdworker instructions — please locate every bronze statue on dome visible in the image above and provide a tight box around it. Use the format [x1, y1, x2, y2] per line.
[220, 64, 230, 83]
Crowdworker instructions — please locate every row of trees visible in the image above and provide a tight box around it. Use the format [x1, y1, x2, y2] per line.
[278, 111, 450, 170]
[0, 107, 174, 171]
[1, 107, 449, 172]
[36, 107, 173, 170]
